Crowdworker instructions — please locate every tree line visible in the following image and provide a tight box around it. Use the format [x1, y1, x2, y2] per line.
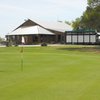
[72, 0, 100, 31]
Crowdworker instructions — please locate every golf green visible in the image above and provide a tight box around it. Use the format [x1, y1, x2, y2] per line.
[0, 46, 100, 100]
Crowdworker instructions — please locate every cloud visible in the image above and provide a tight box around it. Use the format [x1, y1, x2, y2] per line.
[0, 3, 30, 13]
[29, 0, 87, 21]
[32, 0, 87, 16]
[0, 0, 87, 13]
[0, 0, 87, 18]
[42, 0, 87, 8]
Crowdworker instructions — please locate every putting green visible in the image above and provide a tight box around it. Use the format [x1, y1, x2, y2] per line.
[0, 46, 100, 100]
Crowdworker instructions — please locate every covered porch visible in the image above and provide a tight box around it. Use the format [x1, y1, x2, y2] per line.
[6, 34, 57, 45]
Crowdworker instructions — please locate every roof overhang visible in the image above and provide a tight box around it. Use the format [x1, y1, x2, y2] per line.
[7, 25, 55, 36]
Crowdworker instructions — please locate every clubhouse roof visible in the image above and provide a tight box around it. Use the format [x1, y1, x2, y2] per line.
[7, 19, 72, 36]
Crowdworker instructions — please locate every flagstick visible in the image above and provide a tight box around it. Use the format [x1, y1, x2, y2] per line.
[21, 46, 24, 71]
[21, 36, 25, 72]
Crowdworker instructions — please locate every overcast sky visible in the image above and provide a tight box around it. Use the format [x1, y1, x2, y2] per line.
[0, 0, 87, 37]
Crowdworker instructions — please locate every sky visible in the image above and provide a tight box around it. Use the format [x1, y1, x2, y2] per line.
[0, 0, 87, 38]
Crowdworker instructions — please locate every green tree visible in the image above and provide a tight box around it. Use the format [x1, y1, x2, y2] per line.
[81, 5, 100, 31]
[72, 18, 81, 30]
[88, 0, 100, 8]
[88, 0, 93, 6]
[72, 0, 100, 31]
[65, 21, 71, 25]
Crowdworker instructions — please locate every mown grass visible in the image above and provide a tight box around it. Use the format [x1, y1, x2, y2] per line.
[0, 45, 100, 100]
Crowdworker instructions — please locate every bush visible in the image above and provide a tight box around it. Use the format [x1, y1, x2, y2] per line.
[41, 43, 47, 46]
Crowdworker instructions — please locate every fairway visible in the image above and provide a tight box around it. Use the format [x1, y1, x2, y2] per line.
[0, 46, 100, 100]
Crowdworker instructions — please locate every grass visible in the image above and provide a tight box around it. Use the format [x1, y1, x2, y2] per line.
[0, 45, 100, 100]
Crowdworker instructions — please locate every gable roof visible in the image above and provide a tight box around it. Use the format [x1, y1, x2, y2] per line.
[7, 19, 72, 36]
[8, 25, 54, 35]
[14, 19, 72, 32]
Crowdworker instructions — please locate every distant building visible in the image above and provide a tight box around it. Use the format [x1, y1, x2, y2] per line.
[6, 19, 72, 45]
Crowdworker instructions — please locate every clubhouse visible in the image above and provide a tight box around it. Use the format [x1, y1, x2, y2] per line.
[6, 19, 99, 45]
[6, 19, 72, 45]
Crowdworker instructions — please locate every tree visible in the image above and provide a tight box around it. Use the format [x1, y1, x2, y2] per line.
[72, 18, 81, 30]
[65, 21, 71, 25]
[81, 5, 100, 31]
[72, 0, 100, 31]
[88, 0, 93, 6]
[87, 0, 100, 8]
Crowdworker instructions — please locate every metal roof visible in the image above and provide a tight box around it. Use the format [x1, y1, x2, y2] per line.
[33, 20, 72, 32]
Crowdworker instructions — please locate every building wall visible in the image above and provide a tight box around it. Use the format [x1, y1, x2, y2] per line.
[65, 32, 97, 44]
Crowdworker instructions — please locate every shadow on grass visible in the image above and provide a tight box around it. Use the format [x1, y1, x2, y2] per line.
[0, 70, 7, 73]
[0, 70, 17, 73]
[58, 45, 100, 53]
